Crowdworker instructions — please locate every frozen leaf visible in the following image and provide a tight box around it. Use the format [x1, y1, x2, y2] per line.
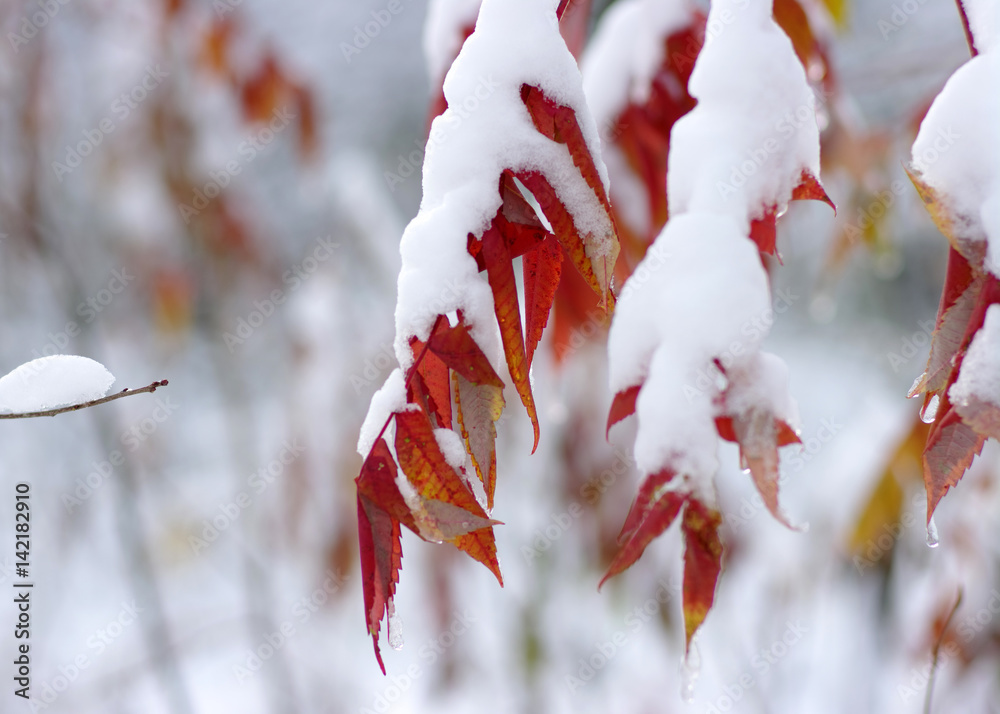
[453, 371, 504, 509]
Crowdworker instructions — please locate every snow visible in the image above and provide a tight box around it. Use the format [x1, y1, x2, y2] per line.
[424, 0, 484, 87]
[724, 350, 800, 429]
[609, 212, 771, 487]
[911, 47, 1000, 277]
[667, 0, 820, 230]
[0, 355, 115, 414]
[357, 367, 407, 456]
[606, 0, 822, 490]
[393, 0, 613, 373]
[962, 0, 999, 53]
[950, 304, 1000, 409]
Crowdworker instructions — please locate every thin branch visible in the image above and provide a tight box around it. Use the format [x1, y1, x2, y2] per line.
[924, 589, 963, 714]
[954, 0, 978, 58]
[0, 380, 169, 419]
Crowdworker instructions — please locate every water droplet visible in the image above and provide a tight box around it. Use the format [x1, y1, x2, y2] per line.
[926, 517, 939, 548]
[920, 394, 940, 424]
[907, 374, 926, 399]
[799, 521, 811, 534]
[388, 601, 404, 650]
[739, 453, 751, 474]
[680, 643, 701, 703]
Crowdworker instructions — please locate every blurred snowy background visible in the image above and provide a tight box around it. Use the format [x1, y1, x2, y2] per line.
[0, 0, 998, 713]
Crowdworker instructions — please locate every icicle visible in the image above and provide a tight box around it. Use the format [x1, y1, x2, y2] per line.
[387, 601, 404, 650]
[926, 517, 940, 548]
[920, 394, 940, 424]
[680, 641, 701, 703]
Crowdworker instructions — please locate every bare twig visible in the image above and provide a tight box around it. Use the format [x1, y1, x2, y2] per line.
[0, 380, 169, 419]
[924, 589, 964, 714]
[954, 0, 978, 58]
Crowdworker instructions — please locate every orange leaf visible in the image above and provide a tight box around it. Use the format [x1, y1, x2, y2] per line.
[681, 499, 724, 651]
[394, 409, 503, 583]
[480, 219, 540, 451]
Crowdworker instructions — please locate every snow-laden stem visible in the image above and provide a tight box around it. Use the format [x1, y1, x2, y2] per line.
[0, 379, 169, 419]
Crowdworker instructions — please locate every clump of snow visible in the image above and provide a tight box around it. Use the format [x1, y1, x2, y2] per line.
[0, 356, 115, 414]
[950, 304, 1000, 409]
[435, 427, 468, 470]
[668, 0, 820, 229]
[962, 0, 999, 53]
[395, 0, 613, 371]
[911, 47, 1000, 277]
[424, 0, 484, 87]
[606, 0, 821, 493]
[357, 368, 407, 456]
[609, 212, 770, 487]
[723, 350, 800, 429]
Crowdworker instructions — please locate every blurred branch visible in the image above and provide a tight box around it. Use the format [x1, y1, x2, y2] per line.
[0, 380, 169, 419]
[924, 589, 963, 714]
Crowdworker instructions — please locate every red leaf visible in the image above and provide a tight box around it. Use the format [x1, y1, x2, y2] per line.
[408, 336, 453, 430]
[606, 384, 642, 439]
[730, 410, 797, 529]
[791, 169, 836, 212]
[357, 438, 418, 534]
[681, 499, 724, 650]
[924, 398, 986, 520]
[522, 235, 563, 368]
[480, 218, 540, 451]
[426, 315, 504, 390]
[749, 209, 779, 258]
[599, 470, 684, 589]
[516, 170, 617, 310]
[356, 495, 402, 675]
